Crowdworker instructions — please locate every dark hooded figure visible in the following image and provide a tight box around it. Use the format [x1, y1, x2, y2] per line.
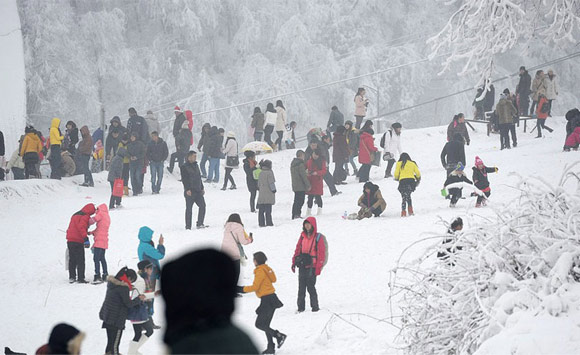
[35, 323, 85, 355]
[64, 121, 79, 154]
[106, 116, 126, 160]
[440, 133, 466, 178]
[161, 249, 259, 354]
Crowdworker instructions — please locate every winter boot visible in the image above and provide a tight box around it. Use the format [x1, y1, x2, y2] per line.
[274, 331, 287, 349]
[306, 208, 312, 216]
[317, 207, 323, 215]
[229, 184, 237, 190]
[92, 275, 102, 284]
[401, 210, 407, 217]
[221, 185, 227, 191]
[408, 206, 414, 216]
[262, 343, 276, 354]
[69, 278, 76, 284]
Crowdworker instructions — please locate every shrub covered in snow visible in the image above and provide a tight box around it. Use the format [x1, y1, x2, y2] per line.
[389, 163, 580, 354]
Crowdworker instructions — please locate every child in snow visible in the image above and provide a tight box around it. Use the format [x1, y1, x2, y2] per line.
[292, 217, 327, 313]
[564, 126, 580, 151]
[444, 162, 473, 208]
[471, 156, 498, 207]
[66, 203, 96, 283]
[89, 204, 110, 284]
[437, 217, 464, 266]
[99, 267, 145, 355]
[257, 159, 276, 227]
[357, 182, 387, 219]
[306, 149, 326, 216]
[127, 260, 158, 355]
[222, 213, 253, 283]
[238, 252, 287, 354]
[394, 153, 421, 217]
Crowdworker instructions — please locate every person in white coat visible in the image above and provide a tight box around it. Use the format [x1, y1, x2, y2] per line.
[222, 132, 239, 190]
[275, 100, 287, 151]
[380, 122, 403, 178]
[221, 213, 253, 283]
[264, 103, 277, 148]
[128, 260, 158, 355]
[544, 69, 558, 116]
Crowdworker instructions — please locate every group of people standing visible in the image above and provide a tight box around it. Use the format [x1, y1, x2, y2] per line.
[250, 100, 297, 151]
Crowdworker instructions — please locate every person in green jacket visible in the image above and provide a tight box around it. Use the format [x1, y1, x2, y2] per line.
[290, 150, 311, 220]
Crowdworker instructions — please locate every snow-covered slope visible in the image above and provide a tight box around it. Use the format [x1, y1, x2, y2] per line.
[0, 0, 26, 155]
[1, 119, 577, 354]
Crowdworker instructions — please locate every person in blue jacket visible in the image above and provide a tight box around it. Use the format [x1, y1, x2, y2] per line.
[137, 226, 165, 329]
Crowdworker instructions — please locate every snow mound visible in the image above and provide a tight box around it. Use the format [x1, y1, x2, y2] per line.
[390, 162, 580, 354]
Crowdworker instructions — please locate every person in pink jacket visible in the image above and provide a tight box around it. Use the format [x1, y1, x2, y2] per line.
[89, 204, 110, 284]
[354, 87, 369, 129]
[221, 213, 253, 283]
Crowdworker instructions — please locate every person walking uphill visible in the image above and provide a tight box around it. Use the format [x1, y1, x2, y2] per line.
[66, 203, 96, 283]
[161, 249, 259, 354]
[107, 147, 128, 209]
[394, 153, 421, 217]
[238, 252, 287, 354]
[354, 88, 369, 129]
[292, 217, 327, 313]
[222, 132, 239, 190]
[472, 156, 498, 207]
[181, 151, 207, 230]
[222, 213, 254, 284]
[128, 133, 146, 196]
[78, 126, 94, 187]
[243, 150, 259, 212]
[257, 159, 276, 227]
[89, 204, 110, 284]
[291, 150, 311, 219]
[49, 117, 64, 179]
[358, 120, 378, 183]
[99, 267, 145, 355]
[147, 131, 169, 194]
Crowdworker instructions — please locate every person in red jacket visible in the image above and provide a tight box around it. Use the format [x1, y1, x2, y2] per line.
[358, 120, 378, 183]
[564, 126, 580, 151]
[66, 203, 96, 283]
[292, 217, 327, 313]
[306, 149, 326, 216]
[535, 94, 554, 138]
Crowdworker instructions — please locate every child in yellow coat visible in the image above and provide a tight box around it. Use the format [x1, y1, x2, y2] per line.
[238, 252, 287, 354]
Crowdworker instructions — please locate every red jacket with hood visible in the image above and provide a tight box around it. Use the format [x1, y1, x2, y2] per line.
[358, 131, 377, 164]
[292, 217, 326, 276]
[66, 204, 96, 243]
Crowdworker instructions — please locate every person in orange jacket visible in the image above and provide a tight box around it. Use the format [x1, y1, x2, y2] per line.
[237, 252, 286, 354]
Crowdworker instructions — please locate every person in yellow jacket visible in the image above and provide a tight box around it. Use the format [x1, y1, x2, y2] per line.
[117, 134, 130, 195]
[49, 118, 64, 179]
[20, 126, 43, 178]
[394, 152, 421, 217]
[238, 252, 287, 354]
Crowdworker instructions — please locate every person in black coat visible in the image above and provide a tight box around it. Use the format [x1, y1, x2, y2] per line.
[161, 249, 259, 354]
[197, 123, 211, 178]
[172, 107, 187, 142]
[127, 108, 149, 143]
[205, 126, 222, 183]
[99, 267, 144, 355]
[64, 121, 79, 154]
[243, 150, 258, 212]
[319, 135, 340, 196]
[147, 132, 169, 194]
[106, 116, 126, 163]
[440, 133, 466, 178]
[326, 106, 344, 133]
[472, 156, 498, 207]
[483, 82, 495, 113]
[168, 122, 192, 173]
[128, 133, 146, 196]
[332, 126, 349, 184]
[444, 163, 473, 207]
[180, 151, 206, 230]
[516, 66, 532, 116]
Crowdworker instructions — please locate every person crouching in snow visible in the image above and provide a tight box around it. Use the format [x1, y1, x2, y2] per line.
[292, 217, 327, 313]
[394, 153, 421, 217]
[357, 182, 386, 219]
[237, 252, 286, 354]
[472, 156, 498, 207]
[444, 163, 473, 208]
[89, 204, 110, 284]
[66, 203, 96, 284]
[306, 149, 326, 216]
[127, 260, 158, 355]
[99, 267, 145, 355]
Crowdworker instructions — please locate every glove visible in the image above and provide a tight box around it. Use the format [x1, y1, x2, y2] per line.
[236, 286, 245, 294]
[291, 265, 296, 273]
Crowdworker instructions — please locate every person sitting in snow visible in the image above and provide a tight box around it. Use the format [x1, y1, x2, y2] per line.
[471, 156, 498, 207]
[437, 217, 464, 266]
[443, 163, 473, 208]
[357, 182, 387, 219]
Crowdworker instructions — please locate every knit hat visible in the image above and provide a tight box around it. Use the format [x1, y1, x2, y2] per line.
[137, 260, 153, 270]
[456, 162, 465, 171]
[174, 106, 181, 112]
[475, 156, 484, 167]
[227, 131, 235, 138]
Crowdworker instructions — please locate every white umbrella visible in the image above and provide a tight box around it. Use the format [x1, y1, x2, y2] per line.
[242, 141, 273, 154]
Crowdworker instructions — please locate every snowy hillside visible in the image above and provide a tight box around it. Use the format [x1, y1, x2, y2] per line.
[0, 0, 26, 154]
[1, 120, 579, 354]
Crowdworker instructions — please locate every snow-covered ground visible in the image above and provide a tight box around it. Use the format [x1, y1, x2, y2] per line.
[0, 0, 26, 154]
[1, 119, 578, 354]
